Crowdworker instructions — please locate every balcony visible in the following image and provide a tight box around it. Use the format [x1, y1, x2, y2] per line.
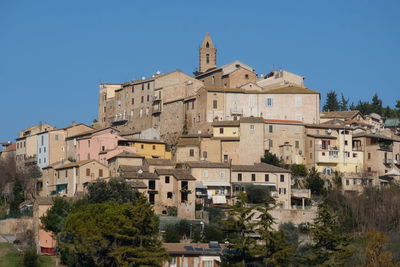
[153, 94, 161, 102]
[352, 146, 363, 151]
[230, 107, 243, 115]
[318, 145, 339, 151]
[152, 106, 161, 114]
[379, 144, 393, 152]
[291, 189, 311, 199]
[111, 114, 130, 124]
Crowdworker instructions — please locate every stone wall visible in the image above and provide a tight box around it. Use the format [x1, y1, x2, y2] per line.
[0, 218, 33, 235]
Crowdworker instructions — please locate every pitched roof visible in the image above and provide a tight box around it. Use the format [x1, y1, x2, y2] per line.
[321, 110, 361, 119]
[120, 172, 159, 179]
[66, 127, 120, 140]
[121, 138, 166, 144]
[352, 132, 397, 141]
[211, 120, 240, 127]
[108, 151, 145, 161]
[185, 161, 230, 169]
[231, 163, 290, 173]
[240, 117, 265, 123]
[264, 86, 319, 94]
[145, 158, 175, 166]
[307, 134, 337, 139]
[265, 119, 303, 124]
[155, 169, 196, 180]
[118, 165, 146, 173]
[125, 180, 147, 189]
[55, 160, 105, 170]
[176, 138, 201, 147]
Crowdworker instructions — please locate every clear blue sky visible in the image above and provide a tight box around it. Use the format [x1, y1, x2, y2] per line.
[1, 0, 399, 142]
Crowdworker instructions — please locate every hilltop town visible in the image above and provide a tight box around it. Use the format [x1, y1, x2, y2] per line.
[1, 34, 400, 266]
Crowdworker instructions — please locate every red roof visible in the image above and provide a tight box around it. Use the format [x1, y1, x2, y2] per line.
[265, 119, 303, 124]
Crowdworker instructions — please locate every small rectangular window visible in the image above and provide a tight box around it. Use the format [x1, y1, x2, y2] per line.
[250, 125, 255, 130]
[149, 180, 156, 190]
[189, 149, 194, 157]
[141, 96, 144, 103]
[86, 168, 90, 176]
[213, 100, 218, 109]
[165, 176, 170, 184]
[265, 174, 269, 182]
[238, 173, 242, 181]
[280, 175, 285, 182]
[202, 151, 208, 159]
[132, 98, 134, 105]
[269, 125, 273, 133]
[266, 98, 273, 107]
[99, 169, 103, 177]
[295, 141, 299, 148]
[219, 128, 224, 134]
[251, 174, 256, 182]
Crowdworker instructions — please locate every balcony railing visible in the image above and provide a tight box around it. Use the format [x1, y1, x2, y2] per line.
[111, 114, 130, 124]
[230, 107, 243, 115]
[379, 144, 393, 152]
[352, 147, 363, 151]
[152, 106, 161, 114]
[318, 145, 339, 151]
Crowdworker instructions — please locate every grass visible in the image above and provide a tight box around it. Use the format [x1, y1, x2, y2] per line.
[0, 243, 59, 267]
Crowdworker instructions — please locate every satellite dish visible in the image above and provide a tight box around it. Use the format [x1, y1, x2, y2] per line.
[138, 169, 143, 174]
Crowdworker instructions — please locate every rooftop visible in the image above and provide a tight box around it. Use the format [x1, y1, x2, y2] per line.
[321, 110, 361, 119]
[185, 161, 230, 169]
[231, 163, 291, 173]
[155, 169, 196, 180]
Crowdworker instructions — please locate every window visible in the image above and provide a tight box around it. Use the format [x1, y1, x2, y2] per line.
[245, 74, 249, 79]
[295, 95, 302, 106]
[181, 181, 188, 190]
[250, 125, 255, 130]
[238, 173, 242, 181]
[55, 135, 59, 141]
[147, 83, 150, 89]
[140, 108, 143, 117]
[223, 154, 228, 163]
[368, 153, 371, 160]
[131, 98, 134, 105]
[181, 191, 188, 202]
[213, 100, 218, 109]
[99, 169, 103, 177]
[204, 261, 213, 267]
[367, 167, 372, 172]
[165, 176, 170, 183]
[251, 174, 256, 182]
[86, 168, 90, 176]
[219, 128, 224, 134]
[266, 98, 273, 107]
[41, 135, 44, 145]
[88, 140, 90, 147]
[192, 101, 195, 109]
[269, 125, 273, 133]
[141, 144, 144, 149]
[147, 95, 149, 102]
[65, 170, 68, 177]
[269, 139, 273, 147]
[39, 148, 41, 153]
[344, 140, 348, 146]
[167, 192, 173, 199]
[280, 175, 285, 182]
[141, 84, 144, 90]
[149, 180, 156, 190]
[206, 54, 210, 64]
[44, 147, 46, 152]
[346, 179, 349, 186]
[149, 193, 155, 204]
[102, 146, 105, 151]
[203, 170, 208, 178]
[189, 149, 194, 157]
[141, 96, 144, 103]
[265, 174, 269, 182]
[295, 140, 299, 148]
[152, 145, 156, 150]
[220, 171, 225, 178]
[75, 168, 78, 176]
[202, 151, 208, 159]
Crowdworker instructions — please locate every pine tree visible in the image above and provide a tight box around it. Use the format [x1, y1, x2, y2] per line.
[323, 91, 339, 112]
[309, 203, 354, 266]
[339, 93, 349, 111]
[221, 193, 258, 266]
[9, 179, 25, 214]
[371, 94, 383, 115]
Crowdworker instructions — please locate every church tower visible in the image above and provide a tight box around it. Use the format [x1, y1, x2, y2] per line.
[199, 33, 217, 73]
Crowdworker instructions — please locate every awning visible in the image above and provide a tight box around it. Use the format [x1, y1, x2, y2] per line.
[195, 182, 207, 189]
[202, 181, 231, 187]
[386, 169, 400, 176]
[212, 195, 227, 204]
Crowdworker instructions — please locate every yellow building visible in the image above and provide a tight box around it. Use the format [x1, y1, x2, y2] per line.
[118, 138, 171, 159]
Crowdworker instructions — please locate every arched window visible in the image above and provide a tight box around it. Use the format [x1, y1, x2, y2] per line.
[206, 54, 210, 64]
[206, 42, 209, 48]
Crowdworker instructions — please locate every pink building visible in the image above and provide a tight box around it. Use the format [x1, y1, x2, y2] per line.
[76, 133, 137, 164]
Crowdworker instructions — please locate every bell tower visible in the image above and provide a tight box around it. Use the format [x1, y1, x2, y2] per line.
[199, 33, 216, 73]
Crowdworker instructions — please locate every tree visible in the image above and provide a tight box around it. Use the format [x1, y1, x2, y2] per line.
[9, 179, 25, 214]
[291, 164, 308, 177]
[309, 203, 354, 266]
[371, 93, 383, 115]
[363, 229, 400, 267]
[23, 249, 39, 267]
[62, 201, 169, 267]
[396, 100, 400, 111]
[256, 198, 295, 266]
[182, 114, 189, 135]
[261, 151, 282, 167]
[279, 222, 299, 247]
[339, 93, 349, 111]
[305, 168, 326, 196]
[40, 197, 72, 235]
[323, 91, 339, 112]
[245, 185, 270, 204]
[221, 193, 258, 266]
[84, 178, 140, 204]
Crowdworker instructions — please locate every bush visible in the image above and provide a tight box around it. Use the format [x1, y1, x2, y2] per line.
[291, 164, 308, 177]
[23, 249, 39, 267]
[166, 206, 177, 216]
[279, 222, 299, 246]
[205, 207, 225, 225]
